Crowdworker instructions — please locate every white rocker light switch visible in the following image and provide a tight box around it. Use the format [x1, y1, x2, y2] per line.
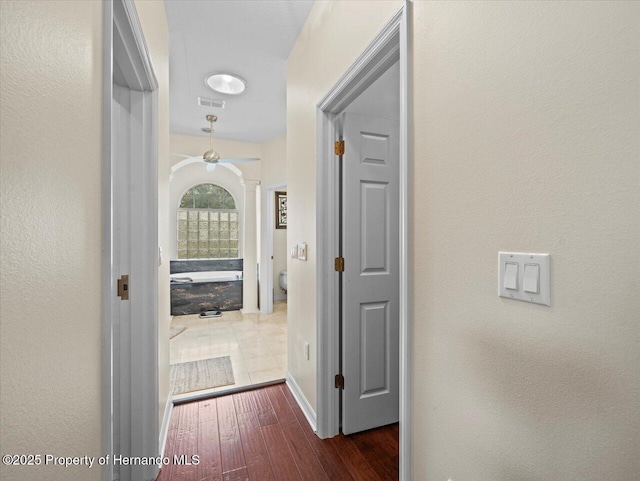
[504, 262, 518, 290]
[523, 264, 540, 294]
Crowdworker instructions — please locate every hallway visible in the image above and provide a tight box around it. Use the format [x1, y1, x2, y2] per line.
[157, 383, 399, 481]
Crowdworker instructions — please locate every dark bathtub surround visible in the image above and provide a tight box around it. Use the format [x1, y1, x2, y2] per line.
[171, 280, 242, 315]
[170, 258, 243, 274]
[170, 258, 244, 316]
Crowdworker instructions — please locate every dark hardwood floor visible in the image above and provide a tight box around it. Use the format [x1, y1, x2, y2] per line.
[156, 383, 399, 481]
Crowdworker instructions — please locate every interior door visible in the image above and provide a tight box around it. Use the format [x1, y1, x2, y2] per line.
[342, 112, 399, 435]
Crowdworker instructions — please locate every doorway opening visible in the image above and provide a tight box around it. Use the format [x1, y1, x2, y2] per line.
[167, 164, 288, 403]
[316, 4, 410, 480]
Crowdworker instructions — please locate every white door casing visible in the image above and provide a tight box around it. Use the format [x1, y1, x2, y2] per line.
[342, 113, 399, 435]
[104, 1, 159, 480]
[315, 4, 410, 479]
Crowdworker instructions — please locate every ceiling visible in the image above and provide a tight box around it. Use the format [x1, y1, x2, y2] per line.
[165, 0, 314, 143]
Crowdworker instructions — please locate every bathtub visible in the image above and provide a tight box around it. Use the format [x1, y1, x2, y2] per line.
[171, 271, 242, 283]
[170, 270, 243, 315]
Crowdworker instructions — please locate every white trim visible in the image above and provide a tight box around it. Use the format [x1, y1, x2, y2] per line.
[159, 394, 174, 459]
[315, 4, 411, 481]
[286, 372, 317, 432]
[259, 182, 287, 314]
[102, 3, 114, 480]
[398, 4, 412, 480]
[104, 1, 159, 480]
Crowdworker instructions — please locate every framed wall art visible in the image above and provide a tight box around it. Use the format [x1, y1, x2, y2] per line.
[275, 191, 287, 229]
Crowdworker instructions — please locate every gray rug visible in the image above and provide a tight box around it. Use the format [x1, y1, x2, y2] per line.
[170, 357, 235, 395]
[169, 325, 187, 340]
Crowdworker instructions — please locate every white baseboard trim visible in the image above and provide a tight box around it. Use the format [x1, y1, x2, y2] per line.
[285, 371, 317, 432]
[159, 391, 173, 458]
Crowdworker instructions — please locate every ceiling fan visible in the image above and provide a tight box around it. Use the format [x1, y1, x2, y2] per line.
[172, 114, 259, 170]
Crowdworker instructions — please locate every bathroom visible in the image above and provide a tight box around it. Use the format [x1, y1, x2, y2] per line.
[167, 132, 288, 401]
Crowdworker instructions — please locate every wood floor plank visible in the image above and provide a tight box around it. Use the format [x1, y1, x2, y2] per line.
[266, 385, 329, 481]
[265, 385, 297, 427]
[280, 386, 355, 481]
[261, 423, 303, 481]
[237, 411, 275, 481]
[249, 388, 278, 426]
[233, 391, 255, 415]
[217, 395, 247, 475]
[160, 386, 397, 481]
[349, 431, 397, 481]
[368, 426, 399, 458]
[198, 399, 223, 481]
[222, 466, 249, 481]
[172, 402, 199, 481]
[329, 434, 381, 481]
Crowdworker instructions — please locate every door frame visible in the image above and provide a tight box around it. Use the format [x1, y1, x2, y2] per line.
[315, 2, 411, 480]
[102, 1, 159, 480]
[260, 182, 287, 314]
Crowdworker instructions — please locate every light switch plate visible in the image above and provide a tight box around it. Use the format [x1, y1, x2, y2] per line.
[290, 245, 298, 259]
[298, 242, 307, 261]
[499, 252, 550, 306]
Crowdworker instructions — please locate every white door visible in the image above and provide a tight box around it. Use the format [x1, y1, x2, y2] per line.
[342, 112, 399, 435]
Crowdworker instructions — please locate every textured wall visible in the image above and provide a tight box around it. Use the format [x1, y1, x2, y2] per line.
[286, 0, 403, 411]
[134, 0, 172, 439]
[0, 2, 104, 480]
[411, 2, 640, 479]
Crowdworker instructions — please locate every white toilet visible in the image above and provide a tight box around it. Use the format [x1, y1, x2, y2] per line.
[279, 270, 287, 293]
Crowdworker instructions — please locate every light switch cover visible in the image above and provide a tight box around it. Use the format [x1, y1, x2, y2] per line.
[499, 252, 550, 306]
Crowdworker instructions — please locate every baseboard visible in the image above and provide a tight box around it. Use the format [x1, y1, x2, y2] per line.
[159, 391, 173, 457]
[285, 371, 317, 432]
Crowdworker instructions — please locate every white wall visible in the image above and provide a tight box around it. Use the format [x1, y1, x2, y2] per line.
[286, 0, 403, 414]
[169, 162, 245, 259]
[288, 1, 639, 479]
[0, 2, 104, 480]
[411, 2, 639, 479]
[259, 135, 287, 302]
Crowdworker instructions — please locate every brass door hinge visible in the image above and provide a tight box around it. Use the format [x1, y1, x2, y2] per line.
[117, 275, 129, 300]
[335, 373, 344, 390]
[334, 140, 345, 156]
[334, 257, 345, 272]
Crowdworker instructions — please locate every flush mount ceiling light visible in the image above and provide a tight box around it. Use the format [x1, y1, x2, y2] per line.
[205, 73, 246, 95]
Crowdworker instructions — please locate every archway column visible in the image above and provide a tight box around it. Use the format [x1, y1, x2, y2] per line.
[240, 179, 260, 314]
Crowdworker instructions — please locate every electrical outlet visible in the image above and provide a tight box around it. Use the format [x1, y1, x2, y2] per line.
[304, 342, 310, 360]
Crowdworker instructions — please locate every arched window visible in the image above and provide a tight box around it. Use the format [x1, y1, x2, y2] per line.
[177, 184, 239, 259]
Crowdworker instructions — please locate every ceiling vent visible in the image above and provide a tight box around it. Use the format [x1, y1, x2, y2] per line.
[197, 97, 225, 109]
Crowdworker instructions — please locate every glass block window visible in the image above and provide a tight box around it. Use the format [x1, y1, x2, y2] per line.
[177, 184, 239, 259]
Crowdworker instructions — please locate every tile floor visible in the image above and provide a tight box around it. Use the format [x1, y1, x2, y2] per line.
[170, 301, 287, 401]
